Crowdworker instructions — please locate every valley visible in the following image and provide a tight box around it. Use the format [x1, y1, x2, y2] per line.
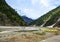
[0, 26, 60, 42]
[0, 0, 60, 42]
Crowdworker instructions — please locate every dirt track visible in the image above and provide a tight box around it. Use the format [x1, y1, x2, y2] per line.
[40, 35, 60, 42]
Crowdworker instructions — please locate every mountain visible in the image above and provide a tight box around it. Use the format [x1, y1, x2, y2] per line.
[30, 6, 60, 27]
[0, 0, 26, 26]
[22, 16, 33, 25]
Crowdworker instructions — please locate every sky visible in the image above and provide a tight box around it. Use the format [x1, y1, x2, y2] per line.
[5, 0, 60, 19]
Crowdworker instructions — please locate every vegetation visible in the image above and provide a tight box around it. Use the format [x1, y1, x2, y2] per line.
[30, 6, 60, 27]
[0, 0, 26, 26]
[0, 27, 60, 42]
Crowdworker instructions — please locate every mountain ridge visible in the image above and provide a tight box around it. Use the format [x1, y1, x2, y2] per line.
[0, 0, 26, 26]
[22, 16, 33, 25]
[30, 6, 60, 27]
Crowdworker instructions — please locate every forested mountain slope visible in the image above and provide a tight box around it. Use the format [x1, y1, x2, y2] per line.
[0, 0, 26, 26]
[22, 16, 33, 25]
[30, 6, 60, 27]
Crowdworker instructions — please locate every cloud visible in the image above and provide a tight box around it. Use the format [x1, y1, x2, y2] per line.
[6, 0, 60, 19]
[31, 0, 39, 5]
[21, 8, 41, 19]
[40, 0, 60, 7]
[40, 0, 49, 7]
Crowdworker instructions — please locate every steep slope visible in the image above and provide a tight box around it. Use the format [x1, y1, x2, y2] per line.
[22, 16, 33, 25]
[0, 0, 26, 26]
[30, 6, 60, 27]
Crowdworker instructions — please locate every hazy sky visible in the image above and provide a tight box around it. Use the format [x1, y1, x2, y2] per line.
[6, 0, 60, 19]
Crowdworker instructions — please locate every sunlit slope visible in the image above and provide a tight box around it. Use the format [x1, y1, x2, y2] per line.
[30, 6, 60, 27]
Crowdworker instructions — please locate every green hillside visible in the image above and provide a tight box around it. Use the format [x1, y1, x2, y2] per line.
[30, 6, 60, 27]
[0, 0, 26, 26]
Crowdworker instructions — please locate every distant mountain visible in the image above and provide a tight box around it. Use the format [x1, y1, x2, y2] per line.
[0, 0, 26, 26]
[22, 16, 33, 25]
[30, 6, 60, 27]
